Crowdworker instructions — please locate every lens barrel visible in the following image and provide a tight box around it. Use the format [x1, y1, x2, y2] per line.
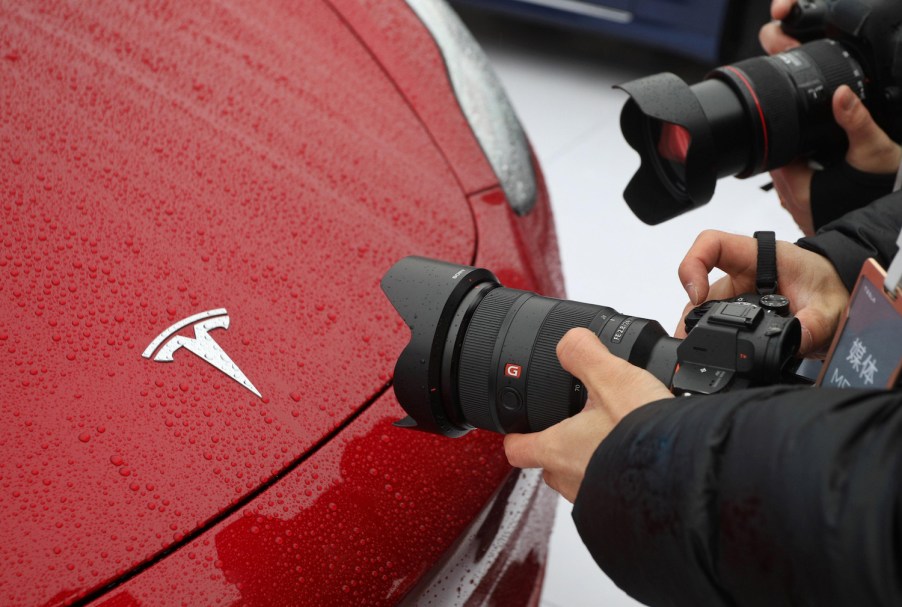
[458, 289, 615, 434]
[382, 257, 677, 436]
[713, 39, 866, 176]
[452, 286, 678, 434]
[619, 39, 866, 225]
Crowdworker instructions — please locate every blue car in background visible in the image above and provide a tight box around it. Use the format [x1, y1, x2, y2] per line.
[451, 0, 772, 63]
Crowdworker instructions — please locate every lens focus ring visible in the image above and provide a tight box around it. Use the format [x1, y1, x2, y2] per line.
[458, 288, 522, 432]
[727, 58, 801, 171]
[527, 300, 607, 431]
[727, 39, 864, 172]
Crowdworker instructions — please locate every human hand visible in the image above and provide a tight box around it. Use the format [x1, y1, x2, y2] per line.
[503, 328, 673, 503]
[770, 87, 902, 236]
[759, 0, 800, 54]
[760, 1, 902, 236]
[676, 230, 849, 356]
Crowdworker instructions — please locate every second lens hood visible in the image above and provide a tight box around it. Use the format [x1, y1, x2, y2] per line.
[617, 72, 719, 224]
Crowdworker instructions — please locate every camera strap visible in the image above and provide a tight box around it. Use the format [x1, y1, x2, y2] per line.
[754, 231, 778, 295]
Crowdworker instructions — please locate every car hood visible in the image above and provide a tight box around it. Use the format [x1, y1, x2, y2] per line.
[0, 1, 476, 604]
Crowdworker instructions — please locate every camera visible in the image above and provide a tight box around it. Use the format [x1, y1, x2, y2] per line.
[618, 0, 902, 225]
[381, 257, 802, 437]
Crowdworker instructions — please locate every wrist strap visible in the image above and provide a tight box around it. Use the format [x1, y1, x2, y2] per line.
[754, 231, 778, 295]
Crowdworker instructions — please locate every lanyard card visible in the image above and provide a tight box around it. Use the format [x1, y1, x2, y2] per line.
[817, 259, 902, 389]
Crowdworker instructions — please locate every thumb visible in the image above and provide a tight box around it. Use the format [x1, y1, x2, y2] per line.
[503, 433, 544, 469]
[833, 86, 902, 174]
[556, 328, 670, 419]
[791, 314, 816, 357]
[771, 0, 794, 20]
[793, 307, 838, 357]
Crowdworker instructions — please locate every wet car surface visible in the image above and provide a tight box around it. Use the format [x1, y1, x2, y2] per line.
[0, 0, 562, 604]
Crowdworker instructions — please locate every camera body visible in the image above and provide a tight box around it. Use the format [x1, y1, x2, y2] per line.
[619, 0, 902, 225]
[675, 292, 798, 395]
[382, 257, 802, 437]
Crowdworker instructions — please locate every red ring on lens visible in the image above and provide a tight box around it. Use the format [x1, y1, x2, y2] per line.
[723, 66, 769, 170]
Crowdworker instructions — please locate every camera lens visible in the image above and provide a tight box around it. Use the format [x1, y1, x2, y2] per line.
[381, 257, 678, 436]
[657, 122, 690, 166]
[618, 39, 866, 224]
[713, 39, 865, 175]
[458, 289, 611, 433]
[383, 257, 804, 437]
[652, 120, 691, 194]
[457, 287, 681, 434]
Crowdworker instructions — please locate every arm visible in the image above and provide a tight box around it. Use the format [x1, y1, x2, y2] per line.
[505, 329, 902, 605]
[574, 385, 902, 607]
[797, 191, 902, 289]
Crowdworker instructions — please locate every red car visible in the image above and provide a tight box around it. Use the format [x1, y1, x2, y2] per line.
[1, 0, 564, 605]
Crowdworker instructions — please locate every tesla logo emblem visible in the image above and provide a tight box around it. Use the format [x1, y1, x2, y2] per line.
[505, 363, 522, 379]
[142, 308, 262, 398]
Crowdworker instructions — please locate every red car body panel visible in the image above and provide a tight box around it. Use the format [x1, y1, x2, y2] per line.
[90, 392, 557, 606]
[328, 0, 501, 198]
[85, 184, 561, 606]
[0, 1, 563, 605]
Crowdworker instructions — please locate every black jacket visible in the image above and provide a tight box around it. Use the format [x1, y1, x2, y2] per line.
[573, 195, 902, 606]
[798, 192, 902, 290]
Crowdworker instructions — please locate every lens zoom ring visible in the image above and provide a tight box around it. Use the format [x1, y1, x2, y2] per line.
[459, 288, 522, 431]
[527, 301, 601, 431]
[804, 40, 861, 93]
[732, 58, 800, 169]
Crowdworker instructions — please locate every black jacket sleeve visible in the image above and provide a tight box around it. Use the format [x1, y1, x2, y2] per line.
[572, 386, 902, 607]
[797, 191, 902, 289]
[809, 161, 896, 232]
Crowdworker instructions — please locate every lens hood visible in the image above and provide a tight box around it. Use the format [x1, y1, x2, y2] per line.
[617, 73, 718, 224]
[381, 256, 498, 437]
